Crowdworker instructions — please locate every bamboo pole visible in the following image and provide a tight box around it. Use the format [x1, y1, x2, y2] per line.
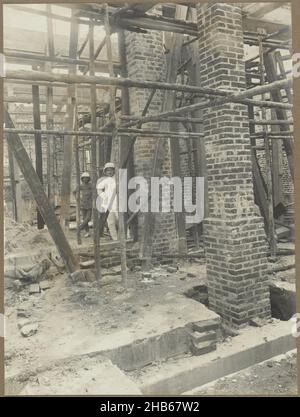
[122, 78, 293, 128]
[3, 127, 203, 138]
[89, 22, 101, 281]
[6, 69, 292, 105]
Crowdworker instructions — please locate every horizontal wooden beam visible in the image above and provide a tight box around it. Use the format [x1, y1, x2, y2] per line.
[4, 127, 203, 139]
[6, 3, 291, 42]
[120, 115, 203, 124]
[122, 78, 293, 128]
[6, 69, 293, 108]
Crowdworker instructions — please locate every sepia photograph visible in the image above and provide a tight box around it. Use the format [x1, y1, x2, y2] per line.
[1, 1, 298, 397]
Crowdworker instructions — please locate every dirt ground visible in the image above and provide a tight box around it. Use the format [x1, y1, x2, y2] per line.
[5, 253, 206, 382]
[4, 217, 297, 395]
[190, 351, 297, 396]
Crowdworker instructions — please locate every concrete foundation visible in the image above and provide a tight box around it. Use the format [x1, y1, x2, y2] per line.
[139, 320, 296, 395]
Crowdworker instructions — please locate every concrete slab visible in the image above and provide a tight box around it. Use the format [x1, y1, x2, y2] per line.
[17, 356, 142, 396]
[6, 294, 220, 382]
[137, 320, 296, 395]
[33, 294, 218, 372]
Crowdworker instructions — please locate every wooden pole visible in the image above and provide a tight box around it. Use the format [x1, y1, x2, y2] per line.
[6, 69, 292, 107]
[249, 119, 293, 126]
[7, 144, 18, 221]
[121, 115, 203, 124]
[89, 22, 101, 281]
[3, 127, 203, 139]
[270, 108, 283, 209]
[259, 31, 277, 258]
[5, 110, 80, 275]
[104, 3, 127, 287]
[166, 7, 188, 254]
[32, 81, 45, 229]
[74, 105, 82, 246]
[263, 52, 294, 179]
[118, 28, 138, 241]
[46, 4, 55, 206]
[60, 10, 79, 229]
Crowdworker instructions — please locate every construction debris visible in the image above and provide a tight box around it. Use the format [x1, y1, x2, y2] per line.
[20, 323, 39, 338]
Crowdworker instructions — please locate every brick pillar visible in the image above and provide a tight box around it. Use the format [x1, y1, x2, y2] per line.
[125, 26, 178, 256]
[196, 3, 271, 328]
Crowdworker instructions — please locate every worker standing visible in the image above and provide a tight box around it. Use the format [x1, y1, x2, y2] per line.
[75, 172, 93, 238]
[96, 162, 118, 241]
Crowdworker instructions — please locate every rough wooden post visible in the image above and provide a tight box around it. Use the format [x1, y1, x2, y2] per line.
[60, 10, 78, 228]
[46, 4, 55, 207]
[32, 81, 45, 229]
[258, 30, 277, 258]
[89, 22, 101, 281]
[104, 3, 127, 287]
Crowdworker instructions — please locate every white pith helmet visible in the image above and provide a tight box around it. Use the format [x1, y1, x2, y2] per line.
[81, 171, 91, 179]
[103, 162, 115, 172]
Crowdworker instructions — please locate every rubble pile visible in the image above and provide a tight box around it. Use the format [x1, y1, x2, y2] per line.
[5, 216, 52, 256]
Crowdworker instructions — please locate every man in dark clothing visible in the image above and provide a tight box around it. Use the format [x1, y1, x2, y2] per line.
[75, 172, 93, 237]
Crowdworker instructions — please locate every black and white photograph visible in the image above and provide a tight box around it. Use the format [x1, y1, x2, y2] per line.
[2, 2, 298, 396]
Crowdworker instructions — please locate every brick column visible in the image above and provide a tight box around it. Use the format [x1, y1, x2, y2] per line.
[125, 26, 178, 256]
[196, 3, 271, 328]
